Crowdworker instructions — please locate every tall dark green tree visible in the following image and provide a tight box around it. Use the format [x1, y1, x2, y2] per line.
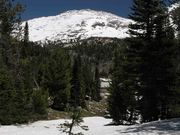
[92, 63, 101, 101]
[21, 21, 30, 58]
[71, 55, 86, 108]
[128, 0, 178, 121]
[81, 59, 94, 99]
[0, 0, 32, 125]
[44, 48, 72, 110]
[111, 0, 167, 123]
[129, 0, 166, 40]
[24, 22, 29, 43]
[171, 5, 180, 40]
[0, 0, 23, 40]
[108, 40, 141, 124]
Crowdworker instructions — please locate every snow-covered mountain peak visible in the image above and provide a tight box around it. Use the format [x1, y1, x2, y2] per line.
[169, 2, 180, 11]
[24, 9, 133, 42]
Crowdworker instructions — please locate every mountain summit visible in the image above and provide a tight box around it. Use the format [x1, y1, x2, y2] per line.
[25, 9, 133, 42]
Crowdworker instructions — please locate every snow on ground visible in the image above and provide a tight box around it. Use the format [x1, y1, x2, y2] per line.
[100, 78, 111, 88]
[0, 117, 180, 135]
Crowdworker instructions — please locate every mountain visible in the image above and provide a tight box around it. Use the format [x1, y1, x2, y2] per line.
[24, 9, 133, 42]
[169, 2, 180, 11]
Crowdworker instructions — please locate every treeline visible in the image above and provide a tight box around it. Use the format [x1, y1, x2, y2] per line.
[0, 0, 104, 125]
[108, 0, 180, 124]
[67, 38, 125, 77]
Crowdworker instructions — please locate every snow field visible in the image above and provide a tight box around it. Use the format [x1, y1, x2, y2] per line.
[0, 117, 180, 135]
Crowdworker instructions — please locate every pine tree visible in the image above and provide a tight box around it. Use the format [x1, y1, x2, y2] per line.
[24, 22, 29, 43]
[108, 47, 127, 124]
[170, 2, 180, 118]
[0, 0, 23, 40]
[0, 0, 33, 124]
[21, 21, 30, 58]
[44, 48, 72, 110]
[171, 5, 180, 40]
[129, 0, 178, 121]
[32, 88, 48, 115]
[108, 41, 141, 124]
[0, 0, 50, 124]
[129, 0, 166, 40]
[59, 107, 88, 135]
[92, 63, 101, 101]
[111, 0, 167, 123]
[71, 55, 86, 108]
[81, 59, 94, 99]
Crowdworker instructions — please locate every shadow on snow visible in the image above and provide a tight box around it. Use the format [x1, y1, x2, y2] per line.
[116, 118, 180, 134]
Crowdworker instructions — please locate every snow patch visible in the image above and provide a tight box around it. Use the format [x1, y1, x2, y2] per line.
[0, 117, 180, 135]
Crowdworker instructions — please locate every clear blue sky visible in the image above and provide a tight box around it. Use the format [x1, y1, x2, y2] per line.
[17, 0, 133, 20]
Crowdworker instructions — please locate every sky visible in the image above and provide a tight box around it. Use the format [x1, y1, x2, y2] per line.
[17, 0, 133, 21]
